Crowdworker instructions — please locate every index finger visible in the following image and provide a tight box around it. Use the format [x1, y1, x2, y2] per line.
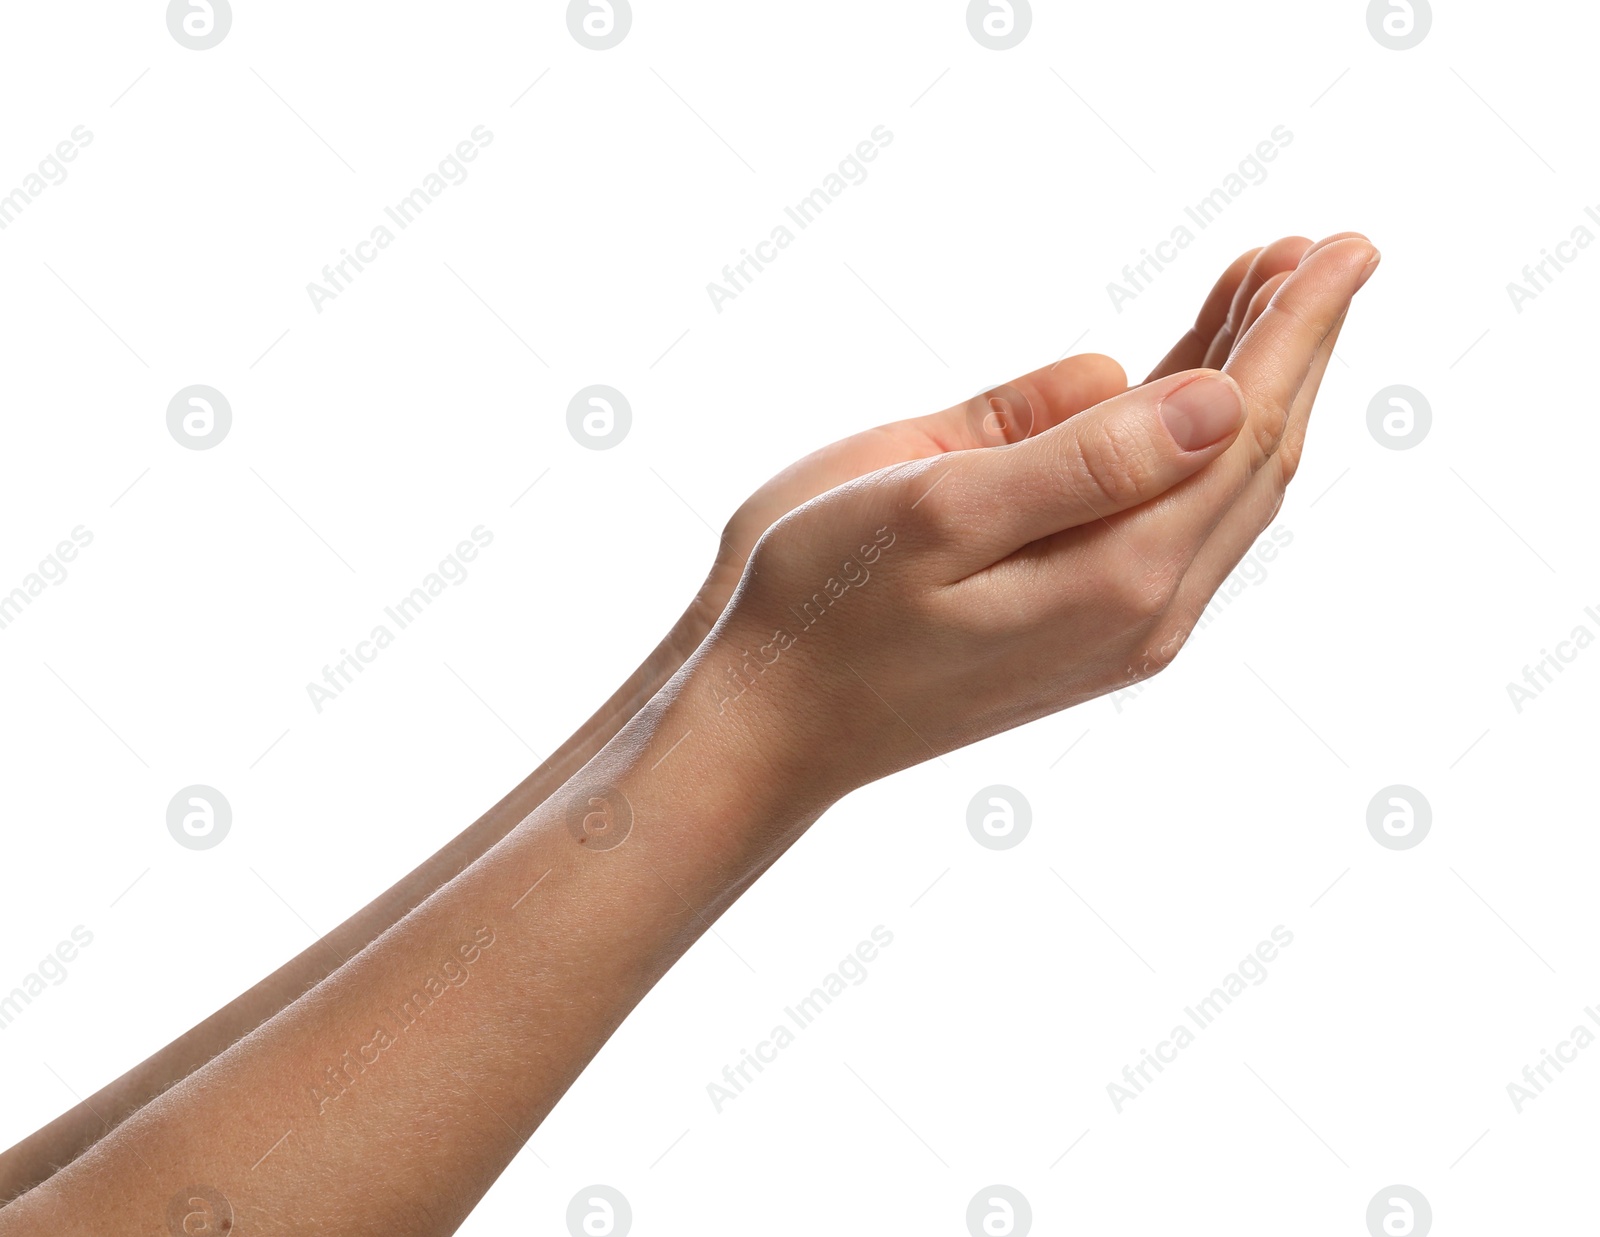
[1223, 234, 1377, 470]
[1107, 234, 1377, 558]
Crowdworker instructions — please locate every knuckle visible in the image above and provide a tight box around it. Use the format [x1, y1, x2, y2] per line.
[1262, 294, 1322, 342]
[1073, 423, 1151, 512]
[867, 461, 948, 545]
[1102, 557, 1181, 624]
[1275, 438, 1304, 485]
[1248, 400, 1288, 462]
[902, 478, 961, 544]
[746, 510, 799, 573]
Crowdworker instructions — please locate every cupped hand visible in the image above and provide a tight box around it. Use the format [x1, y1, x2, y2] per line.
[689, 352, 1128, 628]
[693, 235, 1333, 632]
[701, 233, 1378, 800]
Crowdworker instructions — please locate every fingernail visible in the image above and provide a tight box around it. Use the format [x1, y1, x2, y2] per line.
[1356, 247, 1382, 290]
[1160, 374, 1244, 452]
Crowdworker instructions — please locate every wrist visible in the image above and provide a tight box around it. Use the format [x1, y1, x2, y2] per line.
[509, 658, 826, 918]
[646, 633, 848, 856]
[670, 620, 860, 821]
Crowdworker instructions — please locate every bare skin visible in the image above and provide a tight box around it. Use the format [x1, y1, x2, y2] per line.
[0, 292, 1137, 1210]
[0, 233, 1374, 1232]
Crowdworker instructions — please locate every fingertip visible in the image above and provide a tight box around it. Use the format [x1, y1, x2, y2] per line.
[1074, 351, 1129, 394]
[1205, 237, 1317, 369]
[1313, 235, 1380, 280]
[1356, 247, 1382, 290]
[1257, 235, 1315, 272]
[1301, 230, 1373, 262]
[1016, 351, 1129, 431]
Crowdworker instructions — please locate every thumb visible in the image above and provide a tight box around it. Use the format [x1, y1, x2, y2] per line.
[939, 369, 1246, 561]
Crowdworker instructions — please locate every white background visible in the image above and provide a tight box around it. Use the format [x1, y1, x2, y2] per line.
[0, 1, 1595, 1233]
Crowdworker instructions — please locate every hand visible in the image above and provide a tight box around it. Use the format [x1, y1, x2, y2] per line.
[691, 234, 1335, 632]
[699, 233, 1378, 802]
[691, 354, 1129, 626]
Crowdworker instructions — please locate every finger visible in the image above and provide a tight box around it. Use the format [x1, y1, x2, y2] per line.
[982, 234, 1376, 649]
[922, 353, 1129, 452]
[1143, 246, 1261, 383]
[1155, 305, 1348, 619]
[1297, 230, 1373, 264]
[1168, 301, 1355, 623]
[1159, 468, 1289, 651]
[731, 353, 1129, 539]
[1222, 235, 1376, 468]
[1234, 270, 1291, 346]
[1223, 230, 1367, 366]
[1060, 235, 1375, 580]
[1201, 235, 1314, 369]
[1232, 250, 1368, 475]
[1270, 305, 1347, 482]
[932, 367, 1246, 566]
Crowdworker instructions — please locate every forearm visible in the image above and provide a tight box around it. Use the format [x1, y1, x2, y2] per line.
[1, 634, 816, 1235]
[0, 354, 1126, 1200]
[0, 590, 721, 1205]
